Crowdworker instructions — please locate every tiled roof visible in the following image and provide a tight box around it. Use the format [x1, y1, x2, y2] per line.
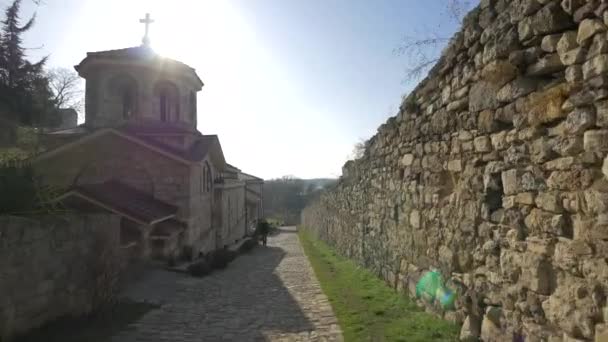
[75, 46, 203, 87]
[66, 180, 177, 224]
[150, 219, 187, 238]
[121, 122, 200, 135]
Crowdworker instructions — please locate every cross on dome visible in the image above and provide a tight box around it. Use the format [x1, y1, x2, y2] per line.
[139, 13, 154, 46]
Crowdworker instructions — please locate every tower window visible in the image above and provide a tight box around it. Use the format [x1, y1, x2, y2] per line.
[108, 74, 137, 120]
[190, 92, 197, 124]
[154, 81, 180, 123]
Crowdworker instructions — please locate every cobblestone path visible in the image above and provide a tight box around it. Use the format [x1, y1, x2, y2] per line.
[112, 227, 343, 342]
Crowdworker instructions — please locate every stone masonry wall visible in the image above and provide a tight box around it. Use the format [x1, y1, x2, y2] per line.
[302, 1, 608, 340]
[0, 214, 120, 340]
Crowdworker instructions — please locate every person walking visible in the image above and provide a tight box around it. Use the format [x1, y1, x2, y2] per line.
[256, 219, 271, 246]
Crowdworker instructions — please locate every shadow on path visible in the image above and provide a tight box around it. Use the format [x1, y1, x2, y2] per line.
[112, 227, 340, 341]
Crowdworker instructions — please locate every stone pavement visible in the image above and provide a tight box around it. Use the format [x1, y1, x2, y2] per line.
[112, 227, 343, 342]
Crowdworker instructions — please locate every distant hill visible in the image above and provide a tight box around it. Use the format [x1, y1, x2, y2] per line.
[263, 177, 337, 225]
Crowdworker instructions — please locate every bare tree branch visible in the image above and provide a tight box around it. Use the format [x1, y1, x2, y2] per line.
[46, 67, 84, 115]
[396, 0, 474, 82]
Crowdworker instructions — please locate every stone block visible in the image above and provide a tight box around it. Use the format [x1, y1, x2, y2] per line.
[583, 54, 608, 79]
[560, 47, 587, 65]
[502, 169, 545, 195]
[525, 208, 567, 236]
[474, 136, 492, 153]
[516, 192, 536, 205]
[557, 30, 579, 55]
[536, 192, 563, 213]
[527, 53, 565, 76]
[447, 159, 463, 172]
[542, 33, 563, 52]
[577, 18, 607, 44]
[595, 100, 608, 127]
[460, 315, 481, 342]
[564, 107, 596, 134]
[400, 153, 414, 166]
[596, 324, 608, 342]
[470, 81, 500, 112]
[566, 65, 583, 83]
[584, 130, 608, 151]
[497, 77, 539, 103]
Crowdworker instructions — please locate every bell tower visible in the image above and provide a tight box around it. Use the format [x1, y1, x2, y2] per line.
[74, 14, 204, 130]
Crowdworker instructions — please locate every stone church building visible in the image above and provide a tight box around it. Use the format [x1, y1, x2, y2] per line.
[32, 24, 263, 260]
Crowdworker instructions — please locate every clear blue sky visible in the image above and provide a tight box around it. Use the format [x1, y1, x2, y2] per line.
[11, 0, 470, 179]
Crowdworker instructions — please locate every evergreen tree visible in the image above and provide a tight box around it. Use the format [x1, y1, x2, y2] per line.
[0, 0, 56, 126]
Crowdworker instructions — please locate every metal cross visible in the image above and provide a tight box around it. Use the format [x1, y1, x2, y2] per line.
[139, 13, 154, 46]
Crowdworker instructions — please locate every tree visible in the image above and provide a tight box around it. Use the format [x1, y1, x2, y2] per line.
[0, 0, 56, 125]
[395, 0, 474, 82]
[349, 138, 368, 160]
[47, 67, 84, 113]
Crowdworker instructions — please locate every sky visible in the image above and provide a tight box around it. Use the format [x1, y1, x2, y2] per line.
[10, 0, 468, 179]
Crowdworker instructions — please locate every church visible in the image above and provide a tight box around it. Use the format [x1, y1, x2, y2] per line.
[31, 14, 263, 260]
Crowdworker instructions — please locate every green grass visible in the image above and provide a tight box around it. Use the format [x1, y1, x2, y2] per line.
[298, 230, 459, 342]
[14, 300, 159, 342]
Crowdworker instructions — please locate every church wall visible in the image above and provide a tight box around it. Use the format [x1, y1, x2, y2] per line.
[34, 134, 192, 218]
[217, 182, 247, 248]
[187, 159, 215, 255]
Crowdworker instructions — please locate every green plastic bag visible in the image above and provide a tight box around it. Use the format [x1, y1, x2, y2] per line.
[415, 270, 442, 302]
[436, 286, 456, 310]
[416, 270, 457, 310]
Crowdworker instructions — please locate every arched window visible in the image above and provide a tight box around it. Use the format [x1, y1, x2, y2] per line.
[201, 162, 212, 193]
[154, 81, 180, 123]
[108, 75, 137, 119]
[189, 91, 197, 124]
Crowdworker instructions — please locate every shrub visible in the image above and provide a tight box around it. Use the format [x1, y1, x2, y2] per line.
[187, 260, 212, 277]
[238, 238, 258, 253]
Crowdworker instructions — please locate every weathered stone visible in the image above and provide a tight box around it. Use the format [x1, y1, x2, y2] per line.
[520, 251, 554, 295]
[547, 170, 594, 191]
[544, 156, 575, 171]
[561, 0, 585, 15]
[410, 210, 420, 229]
[536, 192, 563, 213]
[583, 54, 608, 79]
[584, 130, 608, 151]
[474, 136, 492, 153]
[565, 65, 583, 83]
[522, 2, 573, 40]
[480, 311, 505, 341]
[470, 81, 500, 112]
[447, 98, 468, 112]
[588, 32, 608, 58]
[516, 192, 535, 205]
[559, 47, 587, 65]
[594, 100, 608, 127]
[497, 77, 539, 103]
[400, 154, 414, 166]
[527, 85, 568, 125]
[525, 208, 567, 236]
[557, 30, 579, 55]
[527, 53, 565, 76]
[502, 169, 545, 195]
[564, 107, 596, 134]
[481, 60, 518, 87]
[577, 19, 607, 45]
[460, 315, 481, 342]
[542, 33, 563, 52]
[596, 324, 608, 342]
